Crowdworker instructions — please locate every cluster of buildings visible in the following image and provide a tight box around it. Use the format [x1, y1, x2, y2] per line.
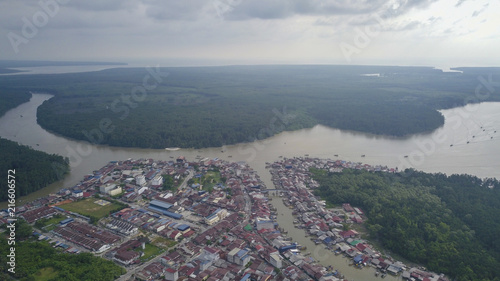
[269, 157, 450, 281]
[53, 221, 121, 253]
[1, 154, 455, 281]
[2, 157, 318, 280]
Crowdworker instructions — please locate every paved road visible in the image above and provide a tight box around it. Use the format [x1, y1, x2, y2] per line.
[179, 170, 194, 191]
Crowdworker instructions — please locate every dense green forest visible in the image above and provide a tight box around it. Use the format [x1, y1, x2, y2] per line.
[0, 89, 31, 117]
[0, 90, 70, 201]
[311, 168, 500, 281]
[1, 65, 499, 148]
[0, 220, 125, 280]
[0, 138, 70, 201]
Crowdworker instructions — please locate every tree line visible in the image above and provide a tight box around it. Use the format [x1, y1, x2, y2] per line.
[311, 168, 500, 281]
[0, 138, 70, 201]
[0, 219, 125, 280]
[2, 65, 499, 149]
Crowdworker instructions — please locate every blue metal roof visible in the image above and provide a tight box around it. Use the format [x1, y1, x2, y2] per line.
[177, 224, 190, 231]
[149, 200, 173, 210]
[60, 218, 74, 225]
[236, 249, 249, 257]
[163, 210, 182, 220]
[240, 273, 251, 281]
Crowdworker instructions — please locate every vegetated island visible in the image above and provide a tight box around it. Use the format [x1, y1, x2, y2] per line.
[0, 91, 70, 202]
[1, 65, 499, 149]
[0, 60, 126, 75]
[307, 160, 500, 281]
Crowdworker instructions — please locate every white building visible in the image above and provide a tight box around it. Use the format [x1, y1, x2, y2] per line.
[138, 186, 148, 195]
[108, 187, 123, 196]
[205, 208, 228, 225]
[270, 252, 283, 269]
[165, 268, 178, 281]
[100, 184, 116, 194]
[152, 175, 163, 186]
[135, 175, 146, 186]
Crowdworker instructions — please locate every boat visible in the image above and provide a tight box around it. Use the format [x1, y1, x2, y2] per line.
[165, 147, 180, 151]
[361, 154, 366, 157]
[334, 154, 338, 157]
[404, 155, 408, 158]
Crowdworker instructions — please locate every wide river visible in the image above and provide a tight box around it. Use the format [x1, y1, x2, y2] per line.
[1, 92, 499, 280]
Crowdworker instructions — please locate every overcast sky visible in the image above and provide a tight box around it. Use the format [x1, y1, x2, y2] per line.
[1, 0, 499, 67]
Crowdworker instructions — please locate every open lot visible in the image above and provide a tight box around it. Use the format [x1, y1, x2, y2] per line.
[137, 243, 164, 262]
[151, 236, 178, 250]
[33, 267, 59, 281]
[36, 215, 66, 232]
[60, 198, 124, 219]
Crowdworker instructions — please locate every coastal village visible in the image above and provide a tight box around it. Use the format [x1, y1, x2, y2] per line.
[2, 156, 450, 281]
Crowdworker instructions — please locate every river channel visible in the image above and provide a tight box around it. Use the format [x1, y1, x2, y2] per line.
[1, 92, 499, 280]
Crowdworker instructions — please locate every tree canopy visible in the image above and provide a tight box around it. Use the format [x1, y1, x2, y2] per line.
[311, 168, 500, 281]
[2, 65, 499, 149]
[0, 138, 69, 201]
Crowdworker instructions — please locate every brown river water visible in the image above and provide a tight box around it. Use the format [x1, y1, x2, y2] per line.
[1, 92, 499, 281]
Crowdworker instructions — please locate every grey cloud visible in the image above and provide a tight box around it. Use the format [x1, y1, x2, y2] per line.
[64, 0, 138, 11]
[472, 3, 489, 17]
[221, 0, 395, 21]
[383, 20, 423, 31]
[377, 0, 438, 18]
[222, 0, 439, 26]
[141, 0, 208, 21]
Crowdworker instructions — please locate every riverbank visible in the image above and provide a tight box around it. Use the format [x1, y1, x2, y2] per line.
[1, 93, 500, 207]
[266, 157, 450, 281]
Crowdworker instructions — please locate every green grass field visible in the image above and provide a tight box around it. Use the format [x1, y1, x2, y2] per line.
[190, 171, 222, 192]
[37, 215, 66, 231]
[151, 236, 178, 250]
[137, 243, 163, 262]
[33, 267, 59, 281]
[60, 198, 124, 219]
